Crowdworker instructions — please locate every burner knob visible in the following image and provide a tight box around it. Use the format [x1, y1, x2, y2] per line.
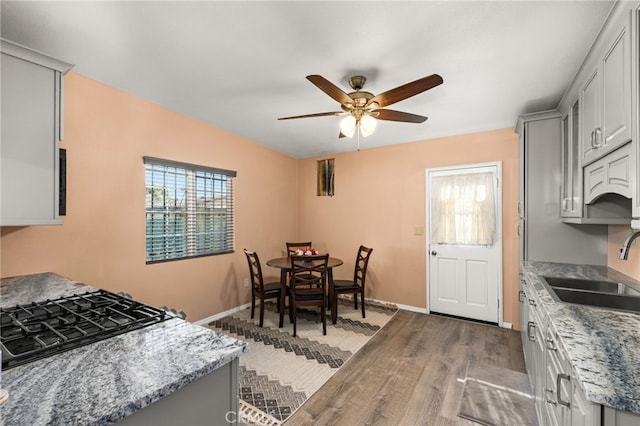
[160, 306, 187, 320]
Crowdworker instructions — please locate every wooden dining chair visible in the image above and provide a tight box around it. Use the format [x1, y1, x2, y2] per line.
[289, 253, 329, 337]
[286, 241, 313, 256]
[244, 249, 282, 327]
[286, 241, 315, 286]
[331, 246, 373, 324]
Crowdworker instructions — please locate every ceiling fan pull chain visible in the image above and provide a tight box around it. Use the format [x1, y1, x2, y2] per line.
[357, 128, 361, 151]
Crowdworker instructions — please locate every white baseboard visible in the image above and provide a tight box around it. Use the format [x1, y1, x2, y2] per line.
[196, 299, 508, 328]
[395, 303, 428, 314]
[195, 298, 431, 326]
[193, 302, 251, 326]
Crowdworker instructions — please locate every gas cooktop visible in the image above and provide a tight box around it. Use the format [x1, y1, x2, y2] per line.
[1, 290, 170, 370]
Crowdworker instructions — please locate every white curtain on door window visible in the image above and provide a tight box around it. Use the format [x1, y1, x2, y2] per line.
[430, 172, 496, 245]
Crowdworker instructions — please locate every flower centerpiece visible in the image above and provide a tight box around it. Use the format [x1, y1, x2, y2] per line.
[295, 247, 318, 256]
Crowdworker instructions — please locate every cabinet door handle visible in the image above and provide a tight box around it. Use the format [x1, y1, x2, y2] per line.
[556, 373, 571, 408]
[527, 321, 537, 342]
[545, 388, 557, 405]
[595, 127, 603, 147]
[528, 298, 537, 307]
[590, 130, 595, 148]
[519, 290, 526, 303]
[546, 338, 558, 351]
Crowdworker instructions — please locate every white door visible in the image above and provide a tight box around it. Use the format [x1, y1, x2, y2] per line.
[426, 163, 502, 324]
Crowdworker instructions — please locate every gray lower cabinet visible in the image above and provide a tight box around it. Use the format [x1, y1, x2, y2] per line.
[571, 381, 599, 426]
[0, 39, 72, 226]
[519, 277, 545, 421]
[520, 276, 600, 426]
[521, 272, 640, 426]
[603, 406, 640, 426]
[544, 328, 571, 426]
[117, 358, 239, 425]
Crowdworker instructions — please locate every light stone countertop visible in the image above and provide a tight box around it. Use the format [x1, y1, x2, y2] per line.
[0, 272, 248, 425]
[521, 261, 640, 415]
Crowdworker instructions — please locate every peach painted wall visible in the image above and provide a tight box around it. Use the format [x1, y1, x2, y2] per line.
[608, 225, 640, 278]
[296, 129, 521, 328]
[0, 73, 297, 321]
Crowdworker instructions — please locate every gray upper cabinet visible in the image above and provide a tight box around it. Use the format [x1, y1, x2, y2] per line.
[1, 39, 73, 226]
[602, 13, 632, 150]
[580, 7, 632, 167]
[584, 142, 633, 204]
[580, 69, 601, 164]
[556, 2, 637, 226]
[560, 101, 582, 218]
[633, 3, 640, 226]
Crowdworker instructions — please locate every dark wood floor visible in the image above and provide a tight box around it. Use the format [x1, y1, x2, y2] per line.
[286, 310, 525, 425]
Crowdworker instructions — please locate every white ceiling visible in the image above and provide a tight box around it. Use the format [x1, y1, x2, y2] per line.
[1, 1, 615, 158]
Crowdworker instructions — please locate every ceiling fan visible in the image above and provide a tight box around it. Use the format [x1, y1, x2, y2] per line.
[278, 73, 443, 139]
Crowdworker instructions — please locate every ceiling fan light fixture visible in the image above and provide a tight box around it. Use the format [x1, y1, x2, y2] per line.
[340, 115, 356, 138]
[281, 73, 443, 143]
[360, 115, 377, 137]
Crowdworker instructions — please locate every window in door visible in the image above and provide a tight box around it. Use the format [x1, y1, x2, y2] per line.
[429, 172, 496, 245]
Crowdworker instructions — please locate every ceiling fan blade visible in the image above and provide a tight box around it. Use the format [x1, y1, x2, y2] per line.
[369, 74, 443, 108]
[278, 111, 344, 120]
[306, 75, 353, 105]
[374, 109, 428, 123]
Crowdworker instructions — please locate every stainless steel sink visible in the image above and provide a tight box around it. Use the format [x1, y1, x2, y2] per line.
[551, 288, 640, 312]
[541, 276, 640, 314]
[543, 276, 640, 297]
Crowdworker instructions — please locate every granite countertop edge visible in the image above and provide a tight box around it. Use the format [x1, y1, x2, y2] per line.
[0, 272, 248, 425]
[521, 261, 640, 415]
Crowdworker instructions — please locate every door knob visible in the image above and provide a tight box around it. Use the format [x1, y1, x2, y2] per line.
[431, 250, 437, 256]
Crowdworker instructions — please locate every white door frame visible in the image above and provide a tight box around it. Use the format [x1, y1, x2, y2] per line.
[425, 161, 504, 326]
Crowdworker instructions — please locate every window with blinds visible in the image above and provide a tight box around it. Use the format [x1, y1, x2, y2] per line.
[144, 156, 236, 263]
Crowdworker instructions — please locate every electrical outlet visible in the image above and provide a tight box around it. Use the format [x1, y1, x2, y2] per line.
[243, 278, 250, 288]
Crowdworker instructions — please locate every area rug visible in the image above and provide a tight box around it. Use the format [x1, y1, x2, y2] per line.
[458, 362, 537, 426]
[208, 299, 397, 425]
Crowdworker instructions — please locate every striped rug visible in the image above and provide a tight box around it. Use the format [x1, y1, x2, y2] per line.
[209, 299, 397, 425]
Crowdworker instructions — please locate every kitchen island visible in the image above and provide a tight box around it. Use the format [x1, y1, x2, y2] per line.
[0, 273, 247, 425]
[521, 262, 640, 421]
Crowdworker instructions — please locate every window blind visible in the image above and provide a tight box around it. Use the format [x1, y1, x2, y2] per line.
[144, 157, 236, 263]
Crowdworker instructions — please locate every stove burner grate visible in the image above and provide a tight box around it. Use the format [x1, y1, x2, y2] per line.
[1, 290, 169, 369]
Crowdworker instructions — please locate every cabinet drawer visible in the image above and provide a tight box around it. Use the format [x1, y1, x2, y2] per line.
[584, 142, 632, 203]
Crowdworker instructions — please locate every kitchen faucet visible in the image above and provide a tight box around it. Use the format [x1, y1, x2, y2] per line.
[619, 230, 640, 260]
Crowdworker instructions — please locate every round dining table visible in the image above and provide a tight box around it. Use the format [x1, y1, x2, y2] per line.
[266, 256, 343, 328]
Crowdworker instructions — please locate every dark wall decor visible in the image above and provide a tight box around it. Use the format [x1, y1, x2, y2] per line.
[59, 148, 66, 215]
[317, 158, 334, 197]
